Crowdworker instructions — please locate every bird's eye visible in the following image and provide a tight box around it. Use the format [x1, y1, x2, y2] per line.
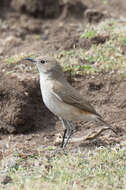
[40, 60, 46, 64]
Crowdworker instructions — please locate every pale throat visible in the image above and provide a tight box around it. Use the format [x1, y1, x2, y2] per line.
[39, 68, 64, 80]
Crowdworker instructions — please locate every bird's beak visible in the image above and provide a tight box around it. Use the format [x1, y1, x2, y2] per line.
[24, 58, 36, 63]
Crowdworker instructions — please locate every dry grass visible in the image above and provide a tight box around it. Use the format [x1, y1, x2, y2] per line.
[1, 142, 126, 190]
[56, 19, 126, 78]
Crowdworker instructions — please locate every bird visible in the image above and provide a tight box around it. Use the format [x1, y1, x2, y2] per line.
[25, 56, 117, 148]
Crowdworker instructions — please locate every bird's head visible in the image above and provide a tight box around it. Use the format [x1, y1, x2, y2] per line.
[25, 56, 63, 78]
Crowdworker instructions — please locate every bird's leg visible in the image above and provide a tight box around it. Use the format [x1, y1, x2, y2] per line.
[63, 121, 74, 148]
[60, 119, 68, 148]
[61, 129, 67, 148]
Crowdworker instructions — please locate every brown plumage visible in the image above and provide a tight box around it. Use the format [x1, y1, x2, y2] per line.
[25, 56, 117, 148]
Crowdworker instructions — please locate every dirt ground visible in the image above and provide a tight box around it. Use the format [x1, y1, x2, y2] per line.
[0, 0, 126, 154]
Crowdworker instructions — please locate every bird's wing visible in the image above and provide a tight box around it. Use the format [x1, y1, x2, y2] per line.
[52, 80, 99, 116]
[52, 80, 117, 135]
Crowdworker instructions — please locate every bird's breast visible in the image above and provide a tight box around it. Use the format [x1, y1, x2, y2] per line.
[39, 77, 97, 121]
[41, 91, 97, 122]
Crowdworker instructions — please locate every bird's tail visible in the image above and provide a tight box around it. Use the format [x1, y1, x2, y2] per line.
[97, 117, 117, 135]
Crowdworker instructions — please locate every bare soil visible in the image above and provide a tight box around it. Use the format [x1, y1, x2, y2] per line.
[0, 0, 126, 154]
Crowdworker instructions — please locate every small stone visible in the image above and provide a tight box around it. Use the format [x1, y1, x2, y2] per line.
[1, 176, 12, 185]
